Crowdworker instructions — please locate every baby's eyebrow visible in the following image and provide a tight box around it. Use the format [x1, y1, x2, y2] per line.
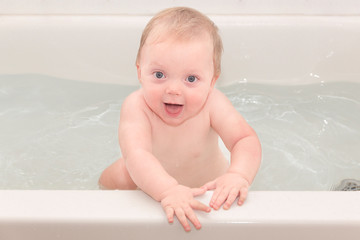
[148, 61, 205, 77]
[148, 61, 166, 69]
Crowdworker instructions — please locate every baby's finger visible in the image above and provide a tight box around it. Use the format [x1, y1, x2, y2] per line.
[164, 206, 175, 223]
[209, 186, 220, 208]
[175, 208, 191, 232]
[184, 206, 202, 230]
[238, 187, 248, 205]
[210, 186, 226, 210]
[191, 187, 207, 197]
[223, 188, 239, 210]
[201, 180, 216, 191]
[191, 199, 211, 213]
[212, 188, 229, 210]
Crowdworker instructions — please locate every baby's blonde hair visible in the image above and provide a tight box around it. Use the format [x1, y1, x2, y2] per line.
[136, 7, 223, 77]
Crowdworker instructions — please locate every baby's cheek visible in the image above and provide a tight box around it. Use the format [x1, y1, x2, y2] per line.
[143, 89, 162, 110]
[188, 94, 208, 110]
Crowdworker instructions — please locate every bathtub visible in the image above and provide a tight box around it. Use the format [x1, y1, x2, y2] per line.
[1, 1, 360, 239]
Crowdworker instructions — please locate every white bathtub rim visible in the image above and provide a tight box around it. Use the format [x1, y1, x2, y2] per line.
[1, 190, 360, 224]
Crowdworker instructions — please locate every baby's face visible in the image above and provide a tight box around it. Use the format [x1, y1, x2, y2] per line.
[137, 34, 216, 126]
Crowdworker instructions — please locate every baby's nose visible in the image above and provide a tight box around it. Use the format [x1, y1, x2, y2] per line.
[165, 81, 182, 95]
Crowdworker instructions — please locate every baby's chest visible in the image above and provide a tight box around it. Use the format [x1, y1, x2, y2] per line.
[153, 126, 207, 148]
[152, 123, 217, 158]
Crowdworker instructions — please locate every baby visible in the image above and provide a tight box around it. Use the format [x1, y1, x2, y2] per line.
[99, 7, 261, 232]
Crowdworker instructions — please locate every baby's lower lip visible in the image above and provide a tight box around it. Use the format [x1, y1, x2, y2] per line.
[164, 103, 183, 117]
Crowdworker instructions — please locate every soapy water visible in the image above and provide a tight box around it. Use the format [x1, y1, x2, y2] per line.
[0, 74, 359, 190]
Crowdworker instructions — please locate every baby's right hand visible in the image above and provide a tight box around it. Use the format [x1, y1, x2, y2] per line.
[160, 184, 211, 232]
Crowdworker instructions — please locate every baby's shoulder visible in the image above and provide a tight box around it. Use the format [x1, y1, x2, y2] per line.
[207, 88, 230, 106]
[207, 88, 236, 119]
[210, 88, 225, 97]
[123, 89, 146, 107]
[121, 89, 148, 114]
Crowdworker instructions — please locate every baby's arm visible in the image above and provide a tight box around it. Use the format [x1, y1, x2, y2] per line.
[204, 89, 262, 210]
[119, 91, 210, 231]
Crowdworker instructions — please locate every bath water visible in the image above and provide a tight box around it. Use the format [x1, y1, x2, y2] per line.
[0, 74, 359, 190]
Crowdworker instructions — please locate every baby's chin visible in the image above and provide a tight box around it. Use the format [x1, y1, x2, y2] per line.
[159, 111, 188, 127]
[160, 115, 187, 127]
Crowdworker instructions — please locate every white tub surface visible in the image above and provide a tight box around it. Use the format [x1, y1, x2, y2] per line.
[0, 190, 359, 240]
[1, 15, 360, 86]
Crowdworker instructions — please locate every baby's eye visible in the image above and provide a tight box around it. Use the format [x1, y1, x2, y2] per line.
[154, 71, 165, 79]
[186, 75, 198, 83]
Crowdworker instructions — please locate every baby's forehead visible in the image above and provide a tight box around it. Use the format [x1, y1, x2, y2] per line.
[146, 29, 213, 47]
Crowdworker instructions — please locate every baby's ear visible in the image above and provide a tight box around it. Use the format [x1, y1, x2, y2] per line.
[136, 64, 142, 83]
[211, 74, 219, 88]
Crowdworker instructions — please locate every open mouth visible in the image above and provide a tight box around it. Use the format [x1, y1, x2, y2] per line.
[164, 103, 184, 117]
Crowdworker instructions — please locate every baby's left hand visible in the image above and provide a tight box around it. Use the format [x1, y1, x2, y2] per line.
[201, 172, 249, 210]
